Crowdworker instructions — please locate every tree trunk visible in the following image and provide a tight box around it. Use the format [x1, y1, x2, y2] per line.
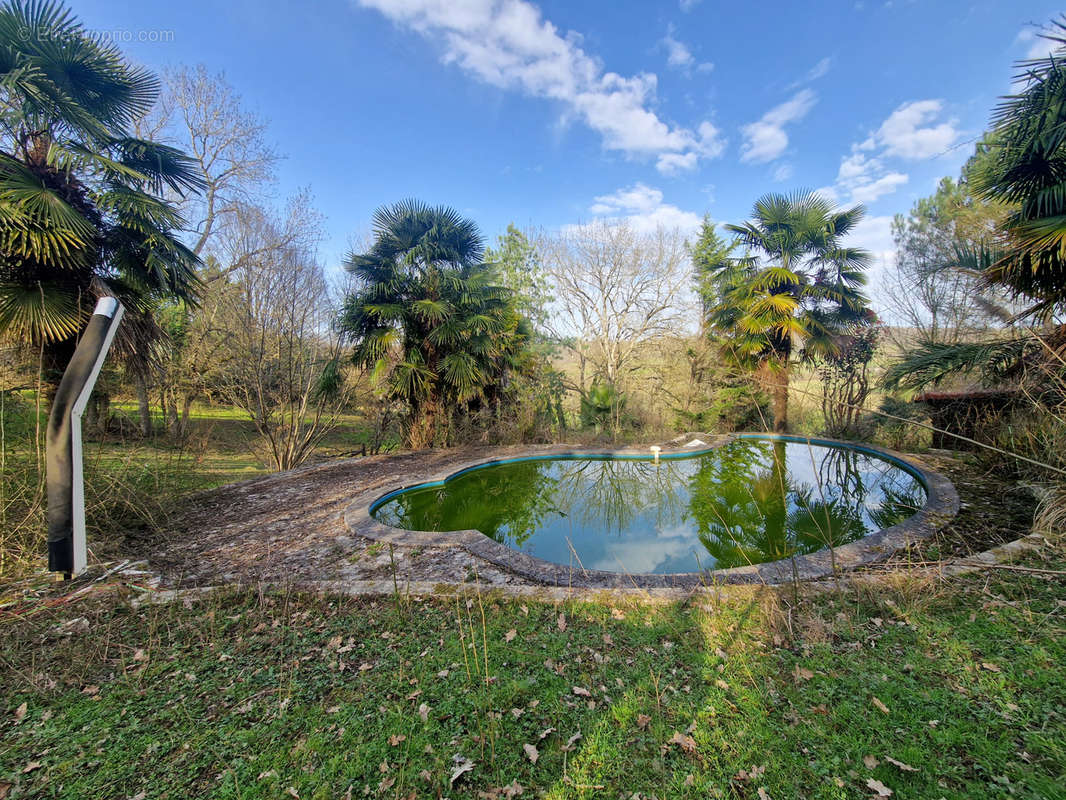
[772, 361, 789, 433]
[135, 372, 153, 437]
[406, 400, 440, 450]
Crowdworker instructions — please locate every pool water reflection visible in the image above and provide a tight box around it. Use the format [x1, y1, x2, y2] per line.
[371, 438, 927, 574]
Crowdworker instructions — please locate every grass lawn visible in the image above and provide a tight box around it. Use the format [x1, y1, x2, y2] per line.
[2, 540, 1063, 799]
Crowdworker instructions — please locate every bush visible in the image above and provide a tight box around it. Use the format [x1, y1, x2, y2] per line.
[579, 381, 626, 432]
[867, 397, 932, 451]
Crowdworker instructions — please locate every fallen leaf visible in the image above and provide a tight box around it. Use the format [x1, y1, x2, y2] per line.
[715, 679, 729, 690]
[884, 756, 918, 772]
[22, 762, 41, 774]
[871, 696, 890, 714]
[611, 608, 625, 620]
[557, 613, 567, 632]
[757, 789, 771, 800]
[388, 734, 406, 746]
[562, 732, 582, 751]
[572, 686, 591, 697]
[866, 778, 893, 797]
[285, 788, 299, 799]
[419, 702, 430, 722]
[0, 784, 11, 800]
[419, 770, 432, 782]
[863, 755, 880, 770]
[504, 629, 517, 642]
[257, 770, 278, 780]
[519, 604, 529, 616]
[794, 666, 814, 682]
[523, 743, 539, 763]
[450, 756, 475, 786]
[636, 714, 652, 729]
[82, 685, 99, 696]
[982, 662, 1001, 673]
[13, 703, 26, 724]
[538, 727, 555, 740]
[668, 730, 697, 754]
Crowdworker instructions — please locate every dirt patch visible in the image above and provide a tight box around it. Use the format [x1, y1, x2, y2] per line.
[143, 445, 561, 589]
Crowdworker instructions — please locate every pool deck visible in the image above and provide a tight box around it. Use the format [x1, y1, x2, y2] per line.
[150, 433, 958, 591]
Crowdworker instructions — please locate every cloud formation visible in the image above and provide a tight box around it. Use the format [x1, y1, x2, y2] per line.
[739, 89, 816, 163]
[660, 27, 714, 74]
[661, 31, 694, 68]
[356, 0, 724, 174]
[869, 100, 959, 160]
[584, 182, 702, 234]
[834, 152, 908, 204]
[1016, 27, 1061, 60]
[822, 97, 957, 207]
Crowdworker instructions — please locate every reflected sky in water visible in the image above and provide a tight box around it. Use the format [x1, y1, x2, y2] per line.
[372, 439, 927, 574]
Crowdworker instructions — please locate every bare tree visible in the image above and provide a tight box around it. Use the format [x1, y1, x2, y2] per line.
[129, 65, 279, 437]
[542, 220, 693, 394]
[156, 64, 278, 256]
[881, 177, 1015, 350]
[217, 196, 348, 471]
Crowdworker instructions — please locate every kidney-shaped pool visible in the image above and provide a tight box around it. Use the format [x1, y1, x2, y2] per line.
[370, 436, 928, 574]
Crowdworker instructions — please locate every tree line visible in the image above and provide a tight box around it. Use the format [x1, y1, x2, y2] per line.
[1, 1, 1064, 483]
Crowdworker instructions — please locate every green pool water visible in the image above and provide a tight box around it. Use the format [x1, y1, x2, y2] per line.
[371, 437, 927, 574]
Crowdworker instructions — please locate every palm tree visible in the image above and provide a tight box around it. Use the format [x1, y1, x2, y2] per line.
[883, 18, 1066, 392]
[0, 1, 202, 383]
[339, 199, 527, 448]
[711, 191, 873, 431]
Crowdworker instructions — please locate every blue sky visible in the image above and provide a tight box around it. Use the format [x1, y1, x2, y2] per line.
[80, 0, 1061, 295]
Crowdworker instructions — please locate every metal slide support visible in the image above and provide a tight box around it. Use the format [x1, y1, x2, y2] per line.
[46, 297, 125, 577]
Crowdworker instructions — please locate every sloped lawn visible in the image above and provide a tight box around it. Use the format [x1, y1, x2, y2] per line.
[2, 543, 1063, 799]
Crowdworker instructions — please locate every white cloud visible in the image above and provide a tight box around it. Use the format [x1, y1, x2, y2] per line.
[1016, 28, 1061, 60]
[660, 27, 713, 75]
[813, 185, 840, 205]
[771, 163, 793, 182]
[822, 97, 955, 207]
[581, 182, 702, 234]
[356, 0, 724, 174]
[739, 89, 817, 163]
[849, 172, 908, 204]
[805, 56, 831, 81]
[679, 0, 701, 11]
[788, 56, 832, 89]
[831, 150, 908, 205]
[875, 100, 959, 159]
[661, 31, 693, 68]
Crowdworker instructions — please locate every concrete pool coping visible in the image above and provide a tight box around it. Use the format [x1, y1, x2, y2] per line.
[342, 433, 960, 589]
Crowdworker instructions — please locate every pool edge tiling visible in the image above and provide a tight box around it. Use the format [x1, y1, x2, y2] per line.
[342, 433, 960, 589]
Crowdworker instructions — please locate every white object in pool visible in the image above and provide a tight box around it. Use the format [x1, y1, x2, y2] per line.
[650, 445, 662, 464]
[685, 439, 706, 447]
